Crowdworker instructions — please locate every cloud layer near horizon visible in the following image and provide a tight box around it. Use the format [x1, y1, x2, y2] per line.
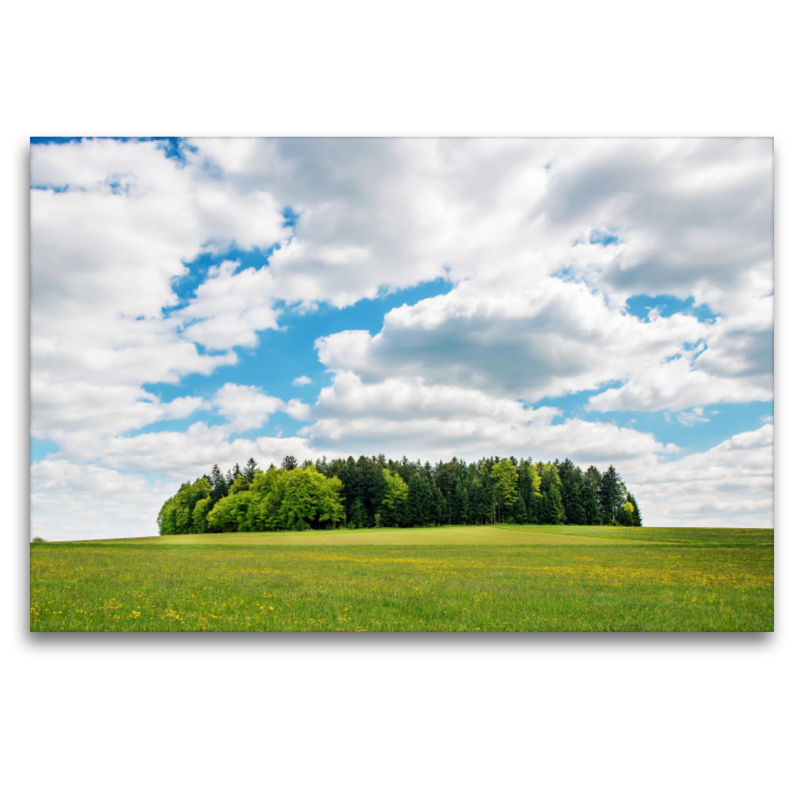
[30, 137, 773, 539]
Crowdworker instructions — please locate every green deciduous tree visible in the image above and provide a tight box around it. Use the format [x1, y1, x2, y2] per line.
[627, 492, 643, 526]
[208, 491, 252, 532]
[157, 477, 212, 535]
[492, 458, 519, 523]
[381, 469, 409, 527]
[157, 456, 642, 534]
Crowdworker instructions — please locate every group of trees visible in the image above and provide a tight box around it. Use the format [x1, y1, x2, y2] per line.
[158, 454, 642, 535]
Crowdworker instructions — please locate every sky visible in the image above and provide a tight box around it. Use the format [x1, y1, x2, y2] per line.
[30, 137, 773, 539]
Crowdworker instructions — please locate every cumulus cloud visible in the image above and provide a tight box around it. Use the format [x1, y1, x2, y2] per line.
[93, 423, 315, 480]
[174, 260, 281, 350]
[31, 138, 287, 459]
[628, 425, 773, 527]
[535, 138, 772, 304]
[30, 137, 773, 538]
[30, 459, 167, 541]
[298, 371, 678, 464]
[314, 275, 765, 411]
[213, 383, 284, 432]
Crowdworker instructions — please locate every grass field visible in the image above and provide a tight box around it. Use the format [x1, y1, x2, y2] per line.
[29, 525, 774, 632]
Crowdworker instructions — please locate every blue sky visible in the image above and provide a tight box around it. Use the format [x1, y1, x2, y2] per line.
[138, 274, 457, 441]
[30, 137, 774, 538]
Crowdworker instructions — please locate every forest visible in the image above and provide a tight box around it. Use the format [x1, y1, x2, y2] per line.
[157, 454, 643, 536]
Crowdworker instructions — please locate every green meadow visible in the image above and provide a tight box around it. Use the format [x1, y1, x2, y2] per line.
[29, 525, 774, 632]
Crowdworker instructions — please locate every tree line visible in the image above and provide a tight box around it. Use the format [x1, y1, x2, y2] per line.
[157, 454, 643, 535]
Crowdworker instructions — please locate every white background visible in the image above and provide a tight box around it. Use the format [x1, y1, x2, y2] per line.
[3, 2, 797, 798]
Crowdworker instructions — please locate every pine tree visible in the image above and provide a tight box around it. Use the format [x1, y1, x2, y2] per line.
[511, 495, 527, 523]
[557, 459, 586, 525]
[543, 484, 566, 524]
[158, 453, 643, 535]
[433, 486, 448, 526]
[454, 481, 469, 525]
[406, 473, 428, 527]
[209, 464, 228, 504]
[582, 466, 602, 525]
[243, 458, 258, 484]
[350, 498, 368, 528]
[600, 465, 625, 524]
[314, 456, 329, 476]
[628, 493, 643, 526]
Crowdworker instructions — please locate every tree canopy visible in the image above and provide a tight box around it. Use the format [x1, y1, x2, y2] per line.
[157, 455, 642, 535]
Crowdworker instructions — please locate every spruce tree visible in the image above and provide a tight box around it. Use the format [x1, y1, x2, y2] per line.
[628, 493, 643, 526]
[600, 465, 624, 523]
[406, 473, 428, 527]
[210, 464, 228, 504]
[539, 484, 564, 524]
[243, 458, 257, 484]
[511, 495, 527, 523]
[433, 486, 448, 526]
[454, 481, 469, 525]
[350, 498, 368, 528]
[159, 453, 643, 535]
[582, 466, 603, 525]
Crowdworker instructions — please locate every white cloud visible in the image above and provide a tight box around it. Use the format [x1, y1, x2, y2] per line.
[292, 375, 312, 386]
[174, 260, 281, 350]
[30, 459, 167, 541]
[587, 351, 772, 413]
[30, 137, 773, 538]
[31, 138, 287, 461]
[314, 276, 757, 410]
[628, 425, 773, 527]
[213, 383, 284, 432]
[676, 407, 710, 427]
[298, 371, 678, 464]
[92, 423, 315, 480]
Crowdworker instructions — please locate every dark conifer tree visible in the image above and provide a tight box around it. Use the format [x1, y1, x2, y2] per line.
[349, 498, 369, 528]
[477, 471, 495, 524]
[511, 495, 527, 523]
[407, 472, 433, 527]
[314, 455, 329, 476]
[209, 464, 228, 504]
[528, 492, 541, 524]
[557, 459, 586, 525]
[362, 457, 386, 522]
[161, 455, 642, 535]
[600, 465, 625, 523]
[433, 485, 448, 526]
[242, 458, 257, 484]
[582, 466, 602, 525]
[628, 493, 643, 526]
[396, 455, 414, 485]
[454, 481, 469, 525]
[543, 484, 566, 524]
